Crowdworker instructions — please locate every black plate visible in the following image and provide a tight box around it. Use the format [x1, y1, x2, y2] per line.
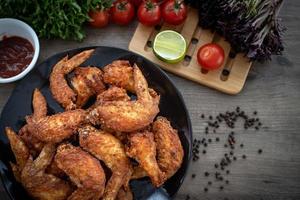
[0, 46, 192, 200]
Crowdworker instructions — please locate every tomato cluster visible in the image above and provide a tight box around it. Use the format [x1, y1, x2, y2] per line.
[89, 0, 187, 28]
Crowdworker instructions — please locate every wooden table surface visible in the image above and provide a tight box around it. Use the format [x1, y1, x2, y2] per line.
[1, 1, 300, 200]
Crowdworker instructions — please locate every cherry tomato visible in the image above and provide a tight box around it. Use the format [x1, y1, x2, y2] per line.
[89, 9, 110, 28]
[161, 0, 187, 25]
[111, 0, 135, 25]
[138, 1, 161, 26]
[197, 43, 225, 70]
[130, 0, 143, 7]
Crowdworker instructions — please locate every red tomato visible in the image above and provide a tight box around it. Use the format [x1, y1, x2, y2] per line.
[111, 0, 135, 25]
[89, 9, 110, 28]
[197, 43, 225, 70]
[161, 0, 187, 25]
[138, 1, 161, 26]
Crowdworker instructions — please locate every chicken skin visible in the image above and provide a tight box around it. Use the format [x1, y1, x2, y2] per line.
[131, 165, 148, 180]
[116, 186, 133, 200]
[6, 127, 30, 181]
[19, 89, 47, 156]
[71, 67, 106, 108]
[88, 65, 160, 132]
[152, 117, 184, 179]
[21, 144, 73, 200]
[27, 109, 87, 143]
[103, 60, 135, 92]
[126, 131, 166, 187]
[50, 49, 94, 110]
[79, 125, 132, 200]
[54, 143, 106, 200]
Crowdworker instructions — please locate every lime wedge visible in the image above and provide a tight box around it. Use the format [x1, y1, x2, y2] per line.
[153, 30, 186, 64]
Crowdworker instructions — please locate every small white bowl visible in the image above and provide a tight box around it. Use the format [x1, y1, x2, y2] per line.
[0, 18, 40, 83]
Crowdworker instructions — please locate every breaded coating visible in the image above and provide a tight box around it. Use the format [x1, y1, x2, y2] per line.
[46, 160, 66, 179]
[27, 109, 87, 143]
[55, 144, 106, 200]
[21, 144, 73, 200]
[88, 65, 160, 132]
[103, 60, 135, 92]
[116, 186, 133, 200]
[152, 117, 184, 179]
[19, 89, 47, 156]
[96, 86, 130, 105]
[79, 125, 132, 200]
[131, 165, 148, 180]
[50, 49, 94, 110]
[71, 67, 106, 108]
[6, 127, 30, 181]
[126, 131, 166, 187]
[31, 88, 48, 119]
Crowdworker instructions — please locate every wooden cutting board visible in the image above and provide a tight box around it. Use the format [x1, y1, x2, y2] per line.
[129, 8, 252, 95]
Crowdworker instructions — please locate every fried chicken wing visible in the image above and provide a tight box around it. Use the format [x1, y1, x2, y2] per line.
[21, 144, 73, 200]
[88, 65, 160, 132]
[79, 125, 132, 200]
[126, 131, 166, 187]
[19, 89, 47, 156]
[96, 86, 130, 104]
[116, 186, 133, 200]
[6, 127, 30, 181]
[152, 117, 184, 179]
[55, 144, 106, 200]
[103, 60, 135, 92]
[27, 109, 87, 143]
[71, 67, 106, 108]
[50, 49, 94, 110]
[131, 165, 148, 180]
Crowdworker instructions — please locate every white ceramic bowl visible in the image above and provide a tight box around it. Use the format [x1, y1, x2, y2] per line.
[0, 18, 40, 83]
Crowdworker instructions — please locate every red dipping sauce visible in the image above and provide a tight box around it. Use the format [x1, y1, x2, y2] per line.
[0, 36, 34, 78]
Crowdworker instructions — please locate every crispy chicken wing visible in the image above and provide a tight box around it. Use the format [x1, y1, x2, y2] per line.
[71, 67, 106, 108]
[55, 143, 106, 200]
[131, 165, 148, 180]
[21, 144, 73, 200]
[27, 109, 87, 143]
[79, 125, 132, 200]
[152, 117, 184, 179]
[126, 131, 166, 187]
[103, 60, 135, 92]
[6, 127, 30, 181]
[19, 89, 47, 156]
[88, 65, 160, 132]
[50, 49, 94, 110]
[116, 186, 133, 200]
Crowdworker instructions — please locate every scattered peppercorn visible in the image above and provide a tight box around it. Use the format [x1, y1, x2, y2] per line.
[192, 174, 196, 178]
[185, 195, 190, 200]
[198, 107, 264, 193]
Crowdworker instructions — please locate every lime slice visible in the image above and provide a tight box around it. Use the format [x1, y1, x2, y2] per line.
[153, 30, 186, 64]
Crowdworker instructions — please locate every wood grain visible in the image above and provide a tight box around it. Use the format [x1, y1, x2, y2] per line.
[1, 1, 300, 199]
